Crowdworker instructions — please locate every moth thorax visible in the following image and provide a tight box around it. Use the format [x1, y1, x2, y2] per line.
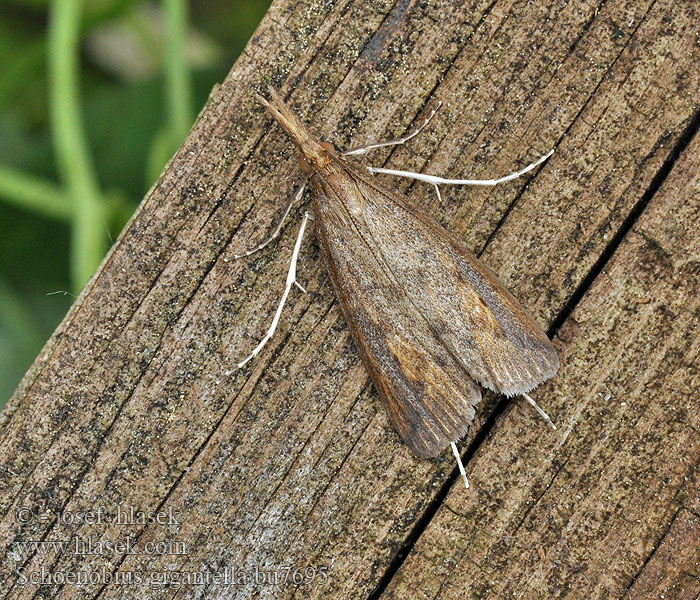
[299, 141, 336, 174]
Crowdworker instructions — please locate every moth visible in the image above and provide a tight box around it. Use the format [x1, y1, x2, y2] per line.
[237, 87, 559, 487]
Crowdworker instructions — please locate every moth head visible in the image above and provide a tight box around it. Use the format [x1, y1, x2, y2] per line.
[300, 141, 336, 175]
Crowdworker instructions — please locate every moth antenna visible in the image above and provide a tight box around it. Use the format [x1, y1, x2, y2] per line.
[257, 87, 332, 169]
[233, 181, 307, 259]
[520, 393, 557, 430]
[367, 148, 554, 187]
[342, 101, 442, 156]
[451, 442, 469, 489]
[237, 212, 312, 369]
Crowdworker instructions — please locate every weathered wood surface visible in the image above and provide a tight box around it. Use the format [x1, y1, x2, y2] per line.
[1, 0, 698, 598]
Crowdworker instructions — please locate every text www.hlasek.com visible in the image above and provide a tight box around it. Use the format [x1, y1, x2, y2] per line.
[11, 535, 185, 561]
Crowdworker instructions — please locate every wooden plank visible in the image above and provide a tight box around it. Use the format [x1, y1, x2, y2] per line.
[0, 0, 698, 598]
[625, 509, 700, 600]
[383, 109, 700, 599]
[624, 465, 700, 599]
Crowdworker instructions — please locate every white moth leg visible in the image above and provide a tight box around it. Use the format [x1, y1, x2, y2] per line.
[233, 180, 307, 259]
[520, 392, 557, 430]
[294, 213, 314, 295]
[342, 102, 442, 157]
[367, 149, 554, 187]
[451, 442, 469, 489]
[237, 211, 312, 369]
[433, 184, 442, 203]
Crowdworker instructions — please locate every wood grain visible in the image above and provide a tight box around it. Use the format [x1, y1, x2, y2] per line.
[0, 0, 698, 598]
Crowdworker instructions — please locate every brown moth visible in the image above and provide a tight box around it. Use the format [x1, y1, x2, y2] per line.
[245, 87, 559, 469]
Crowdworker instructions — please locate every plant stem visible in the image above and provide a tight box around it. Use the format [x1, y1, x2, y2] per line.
[0, 166, 72, 221]
[163, 0, 193, 144]
[48, 0, 105, 291]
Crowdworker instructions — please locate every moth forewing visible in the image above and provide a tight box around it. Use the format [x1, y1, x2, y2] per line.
[347, 173, 560, 396]
[253, 87, 559, 461]
[311, 165, 483, 457]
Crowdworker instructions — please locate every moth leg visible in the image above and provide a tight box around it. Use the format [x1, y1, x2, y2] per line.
[520, 392, 557, 430]
[342, 102, 441, 157]
[237, 212, 312, 369]
[451, 442, 469, 489]
[293, 213, 315, 294]
[367, 149, 554, 187]
[233, 180, 307, 259]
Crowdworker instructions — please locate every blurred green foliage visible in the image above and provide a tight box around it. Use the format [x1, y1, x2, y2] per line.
[0, 0, 271, 407]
